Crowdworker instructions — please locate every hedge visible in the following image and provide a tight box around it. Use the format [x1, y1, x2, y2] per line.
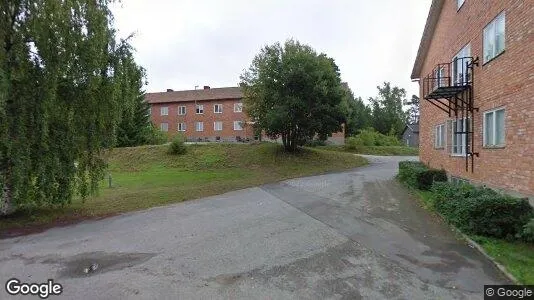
[431, 182, 534, 239]
[398, 161, 447, 190]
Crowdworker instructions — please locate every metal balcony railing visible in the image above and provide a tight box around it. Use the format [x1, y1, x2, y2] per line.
[422, 57, 474, 100]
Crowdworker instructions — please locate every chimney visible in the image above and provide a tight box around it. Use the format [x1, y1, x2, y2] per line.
[166, 89, 174, 92]
[203, 86, 210, 90]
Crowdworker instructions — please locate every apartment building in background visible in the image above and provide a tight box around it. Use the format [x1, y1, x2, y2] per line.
[146, 86, 346, 144]
[411, 0, 534, 203]
[146, 86, 254, 142]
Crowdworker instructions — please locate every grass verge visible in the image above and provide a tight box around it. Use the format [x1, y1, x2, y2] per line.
[409, 187, 534, 284]
[0, 142, 367, 236]
[317, 145, 419, 156]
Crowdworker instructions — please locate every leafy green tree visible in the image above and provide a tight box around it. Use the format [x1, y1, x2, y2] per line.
[339, 85, 372, 137]
[369, 82, 408, 137]
[0, 0, 134, 215]
[240, 40, 344, 152]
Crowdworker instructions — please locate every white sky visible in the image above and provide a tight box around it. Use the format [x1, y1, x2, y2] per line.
[112, 0, 431, 101]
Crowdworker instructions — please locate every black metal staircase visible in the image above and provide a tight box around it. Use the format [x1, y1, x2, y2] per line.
[422, 56, 479, 172]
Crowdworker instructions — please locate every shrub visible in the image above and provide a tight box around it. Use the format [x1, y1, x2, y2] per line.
[398, 161, 447, 190]
[432, 182, 534, 239]
[521, 219, 534, 242]
[146, 125, 168, 145]
[345, 137, 360, 150]
[351, 128, 402, 147]
[168, 135, 187, 155]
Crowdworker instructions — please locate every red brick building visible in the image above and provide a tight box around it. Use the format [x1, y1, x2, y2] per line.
[411, 0, 534, 203]
[146, 86, 255, 142]
[146, 86, 346, 144]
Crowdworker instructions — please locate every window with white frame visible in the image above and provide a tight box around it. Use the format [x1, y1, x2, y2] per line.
[451, 118, 468, 155]
[484, 108, 505, 147]
[160, 122, 168, 132]
[160, 106, 168, 116]
[457, 0, 465, 10]
[196, 104, 204, 114]
[195, 122, 204, 132]
[214, 104, 223, 113]
[234, 102, 243, 112]
[483, 12, 505, 63]
[435, 124, 446, 148]
[214, 121, 222, 131]
[233, 121, 243, 131]
[148, 107, 151, 116]
[178, 106, 186, 115]
[453, 44, 471, 85]
[178, 123, 186, 131]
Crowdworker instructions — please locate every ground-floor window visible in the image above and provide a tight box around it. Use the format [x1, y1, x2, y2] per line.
[435, 124, 445, 148]
[483, 108, 505, 147]
[214, 121, 223, 131]
[234, 121, 243, 131]
[160, 122, 168, 132]
[195, 122, 204, 132]
[451, 118, 468, 156]
[178, 123, 186, 131]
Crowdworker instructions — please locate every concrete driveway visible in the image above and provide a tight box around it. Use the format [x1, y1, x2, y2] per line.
[0, 155, 509, 299]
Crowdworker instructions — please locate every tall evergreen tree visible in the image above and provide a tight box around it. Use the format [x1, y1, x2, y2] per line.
[115, 46, 151, 148]
[0, 0, 135, 215]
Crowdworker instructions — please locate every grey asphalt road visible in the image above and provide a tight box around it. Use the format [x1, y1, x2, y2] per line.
[0, 155, 509, 300]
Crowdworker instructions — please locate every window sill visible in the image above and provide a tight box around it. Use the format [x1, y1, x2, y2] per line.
[483, 50, 505, 66]
[483, 145, 506, 149]
[450, 154, 466, 157]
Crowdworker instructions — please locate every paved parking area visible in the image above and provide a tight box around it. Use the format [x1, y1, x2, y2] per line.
[0, 155, 509, 299]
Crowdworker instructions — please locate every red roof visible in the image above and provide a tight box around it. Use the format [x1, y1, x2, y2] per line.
[145, 87, 243, 104]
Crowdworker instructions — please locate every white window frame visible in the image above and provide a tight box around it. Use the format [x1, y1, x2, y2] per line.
[435, 124, 445, 149]
[195, 122, 204, 132]
[160, 122, 168, 132]
[160, 106, 169, 116]
[178, 123, 186, 132]
[451, 118, 468, 156]
[483, 12, 505, 64]
[234, 102, 243, 113]
[453, 44, 471, 86]
[178, 106, 186, 115]
[214, 104, 223, 114]
[483, 108, 505, 147]
[457, 0, 465, 10]
[233, 121, 243, 131]
[214, 121, 223, 131]
[196, 104, 204, 114]
[148, 107, 152, 116]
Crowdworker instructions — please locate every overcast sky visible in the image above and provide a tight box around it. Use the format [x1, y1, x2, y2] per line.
[112, 0, 431, 101]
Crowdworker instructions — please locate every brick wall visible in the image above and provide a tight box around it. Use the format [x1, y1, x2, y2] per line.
[418, 0, 534, 200]
[150, 98, 255, 142]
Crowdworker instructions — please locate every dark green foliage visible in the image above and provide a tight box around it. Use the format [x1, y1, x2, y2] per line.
[0, 0, 141, 214]
[431, 182, 534, 239]
[397, 161, 446, 190]
[168, 136, 187, 155]
[240, 39, 344, 152]
[115, 51, 152, 148]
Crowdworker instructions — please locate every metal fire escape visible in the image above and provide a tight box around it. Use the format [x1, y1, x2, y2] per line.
[422, 56, 479, 172]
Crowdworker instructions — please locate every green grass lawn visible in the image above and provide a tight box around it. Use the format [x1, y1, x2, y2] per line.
[411, 189, 534, 284]
[317, 145, 419, 156]
[0, 142, 367, 234]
